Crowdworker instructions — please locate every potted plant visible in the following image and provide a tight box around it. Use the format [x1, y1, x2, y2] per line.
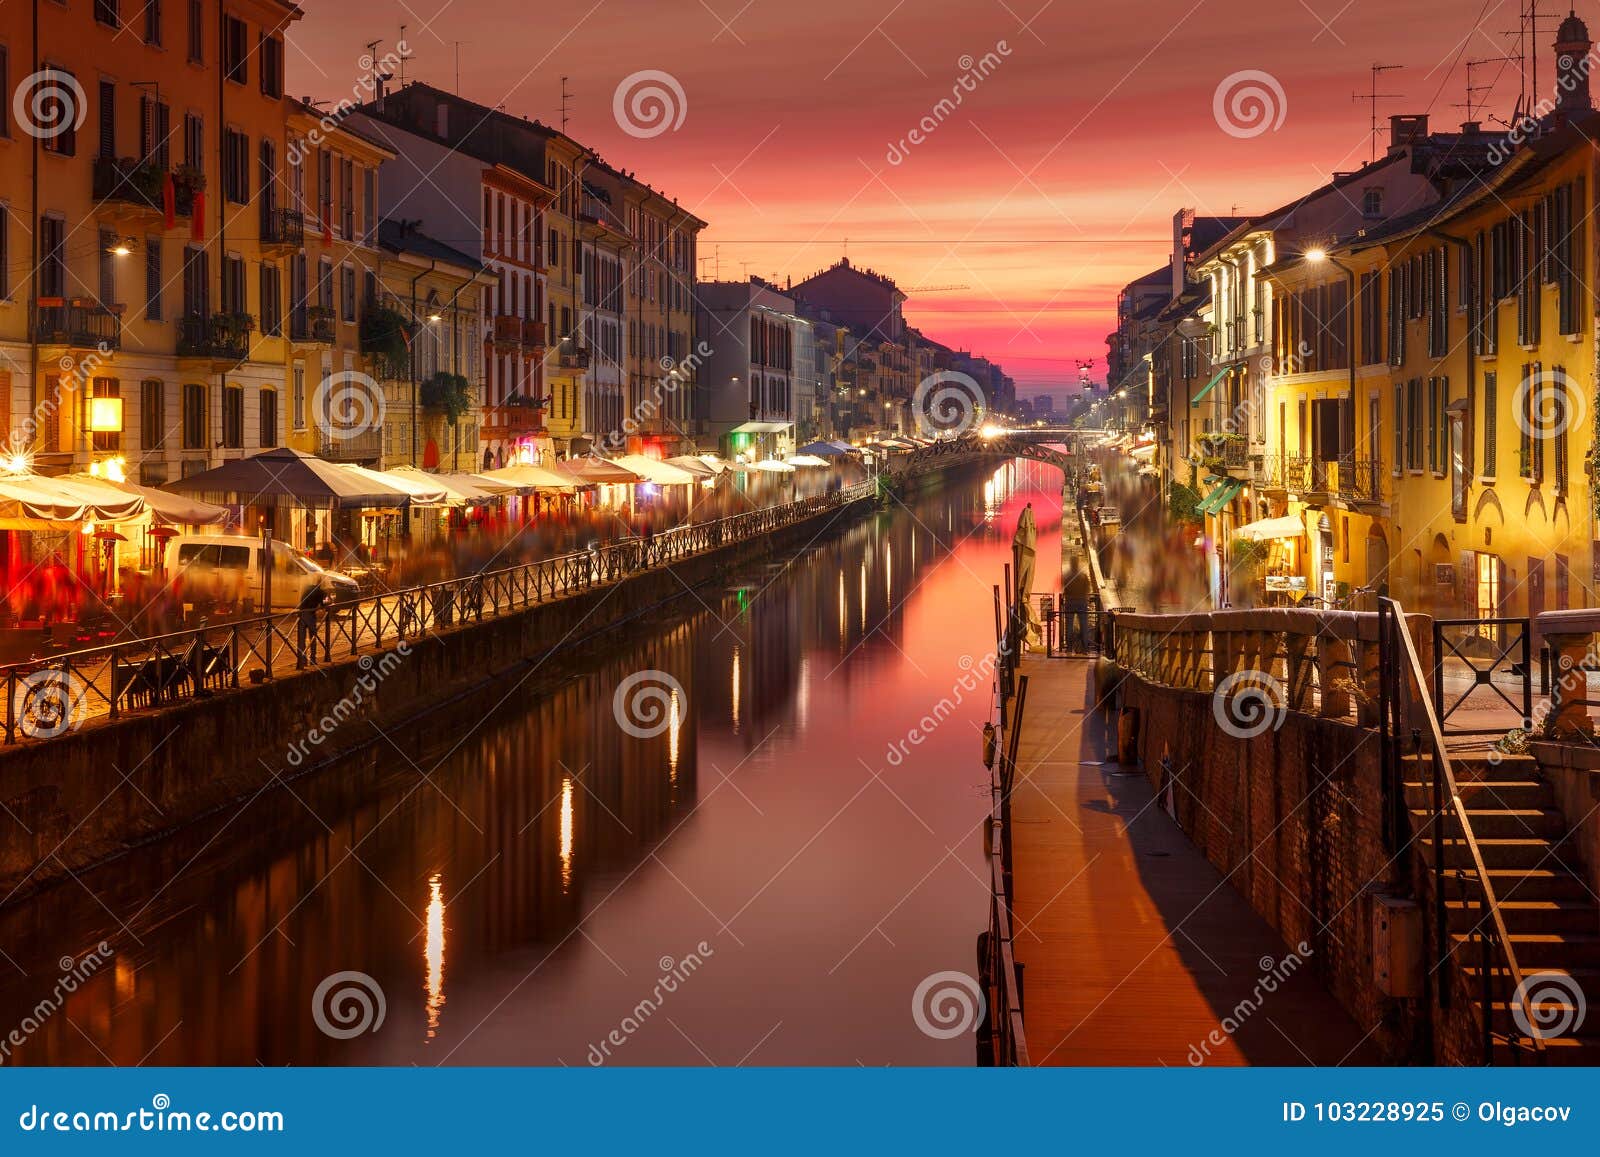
[360, 304, 414, 379]
[419, 372, 474, 425]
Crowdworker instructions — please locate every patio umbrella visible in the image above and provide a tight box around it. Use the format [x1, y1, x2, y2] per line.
[105, 480, 229, 526]
[479, 464, 582, 492]
[784, 454, 830, 468]
[753, 459, 796, 473]
[0, 473, 146, 528]
[166, 447, 410, 507]
[665, 455, 716, 478]
[1013, 502, 1039, 649]
[613, 454, 698, 485]
[340, 464, 453, 506]
[557, 457, 642, 485]
[386, 466, 495, 504]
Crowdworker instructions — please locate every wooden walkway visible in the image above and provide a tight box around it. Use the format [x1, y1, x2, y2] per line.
[1008, 655, 1380, 1066]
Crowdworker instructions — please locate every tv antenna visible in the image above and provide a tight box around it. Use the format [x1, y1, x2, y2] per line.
[1353, 63, 1404, 163]
[365, 39, 382, 98]
[452, 42, 467, 94]
[559, 76, 573, 133]
[1458, 57, 1516, 122]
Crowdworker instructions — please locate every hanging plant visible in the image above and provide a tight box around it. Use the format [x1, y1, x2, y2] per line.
[360, 305, 415, 379]
[420, 372, 474, 424]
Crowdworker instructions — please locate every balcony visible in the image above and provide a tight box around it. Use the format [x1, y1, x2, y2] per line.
[1328, 458, 1385, 505]
[521, 319, 547, 351]
[261, 206, 305, 253]
[316, 428, 382, 463]
[1197, 432, 1248, 474]
[557, 340, 591, 370]
[289, 306, 337, 346]
[33, 299, 123, 352]
[177, 312, 254, 370]
[92, 157, 167, 227]
[491, 314, 523, 351]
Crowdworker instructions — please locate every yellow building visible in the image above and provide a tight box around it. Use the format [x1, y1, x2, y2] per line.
[1267, 109, 1597, 621]
[0, 0, 302, 490]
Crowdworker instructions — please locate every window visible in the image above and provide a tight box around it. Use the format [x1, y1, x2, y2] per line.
[183, 113, 203, 168]
[41, 68, 76, 155]
[1519, 363, 1537, 479]
[1359, 271, 1381, 365]
[98, 79, 115, 159]
[259, 389, 278, 448]
[1362, 187, 1383, 217]
[293, 364, 305, 429]
[144, 0, 162, 45]
[141, 380, 165, 451]
[259, 35, 284, 98]
[1482, 372, 1497, 478]
[181, 245, 209, 317]
[1405, 378, 1423, 470]
[260, 264, 281, 336]
[221, 254, 246, 315]
[340, 158, 354, 239]
[222, 384, 244, 449]
[340, 264, 355, 322]
[317, 257, 332, 309]
[90, 378, 121, 453]
[223, 16, 248, 84]
[1552, 368, 1569, 495]
[187, 0, 203, 63]
[222, 129, 249, 203]
[94, 0, 118, 28]
[181, 382, 206, 449]
[0, 210, 8, 300]
[363, 168, 376, 243]
[0, 46, 9, 139]
[39, 216, 65, 298]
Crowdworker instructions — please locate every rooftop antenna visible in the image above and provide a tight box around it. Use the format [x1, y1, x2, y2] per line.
[1353, 63, 1404, 163]
[1503, 2, 1564, 121]
[1459, 57, 1516, 122]
[560, 76, 572, 133]
[396, 25, 409, 87]
[453, 42, 466, 94]
[365, 39, 382, 99]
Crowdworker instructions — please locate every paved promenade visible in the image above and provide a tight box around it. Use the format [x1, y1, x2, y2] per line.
[1008, 655, 1379, 1066]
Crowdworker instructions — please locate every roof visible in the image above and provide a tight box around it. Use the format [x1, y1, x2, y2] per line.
[377, 218, 485, 272]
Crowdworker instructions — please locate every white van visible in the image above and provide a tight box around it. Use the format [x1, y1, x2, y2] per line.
[164, 534, 360, 611]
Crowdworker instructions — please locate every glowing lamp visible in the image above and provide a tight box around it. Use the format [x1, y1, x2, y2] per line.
[89, 396, 124, 433]
[1304, 247, 1328, 264]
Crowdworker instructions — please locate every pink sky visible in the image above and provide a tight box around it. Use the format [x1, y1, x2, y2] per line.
[289, 0, 1559, 393]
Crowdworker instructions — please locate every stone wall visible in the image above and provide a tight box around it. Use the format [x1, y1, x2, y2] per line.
[1119, 671, 1480, 1064]
[0, 497, 878, 903]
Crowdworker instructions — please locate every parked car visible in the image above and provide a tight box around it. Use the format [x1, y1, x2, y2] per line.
[164, 534, 360, 612]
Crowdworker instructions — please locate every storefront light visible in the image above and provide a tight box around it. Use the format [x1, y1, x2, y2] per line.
[89, 396, 124, 433]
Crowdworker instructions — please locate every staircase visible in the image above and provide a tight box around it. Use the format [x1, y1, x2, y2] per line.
[1408, 750, 1600, 1064]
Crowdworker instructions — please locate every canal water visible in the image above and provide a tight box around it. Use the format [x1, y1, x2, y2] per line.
[0, 461, 1063, 1066]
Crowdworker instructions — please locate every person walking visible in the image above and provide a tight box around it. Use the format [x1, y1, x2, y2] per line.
[295, 580, 330, 670]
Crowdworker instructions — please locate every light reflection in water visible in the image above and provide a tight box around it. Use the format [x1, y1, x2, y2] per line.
[559, 778, 574, 891]
[424, 872, 446, 1041]
[837, 569, 845, 644]
[731, 647, 742, 732]
[885, 542, 892, 604]
[668, 689, 682, 780]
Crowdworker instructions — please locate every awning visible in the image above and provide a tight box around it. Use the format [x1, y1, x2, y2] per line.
[798, 441, 854, 458]
[0, 472, 147, 528]
[664, 455, 716, 478]
[168, 447, 409, 507]
[694, 454, 732, 475]
[1196, 479, 1243, 516]
[1129, 442, 1157, 461]
[785, 455, 830, 468]
[66, 475, 228, 526]
[612, 454, 699, 485]
[1191, 366, 1230, 406]
[729, 420, 793, 434]
[557, 457, 642, 485]
[1233, 514, 1305, 542]
[753, 459, 796, 473]
[479, 464, 582, 492]
[343, 465, 455, 506]
[460, 473, 520, 497]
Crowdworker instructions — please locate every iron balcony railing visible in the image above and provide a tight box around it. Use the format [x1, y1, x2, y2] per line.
[177, 313, 254, 365]
[289, 307, 337, 344]
[91, 157, 166, 212]
[0, 484, 878, 745]
[32, 300, 123, 351]
[262, 205, 305, 248]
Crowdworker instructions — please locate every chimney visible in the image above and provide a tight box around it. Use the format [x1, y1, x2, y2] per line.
[1387, 114, 1429, 154]
[1556, 10, 1594, 113]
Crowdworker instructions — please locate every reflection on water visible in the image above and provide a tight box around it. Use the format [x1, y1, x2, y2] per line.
[0, 461, 1062, 1066]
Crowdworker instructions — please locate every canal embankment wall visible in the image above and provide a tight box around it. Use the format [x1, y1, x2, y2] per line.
[1113, 670, 1480, 1064]
[0, 491, 905, 904]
